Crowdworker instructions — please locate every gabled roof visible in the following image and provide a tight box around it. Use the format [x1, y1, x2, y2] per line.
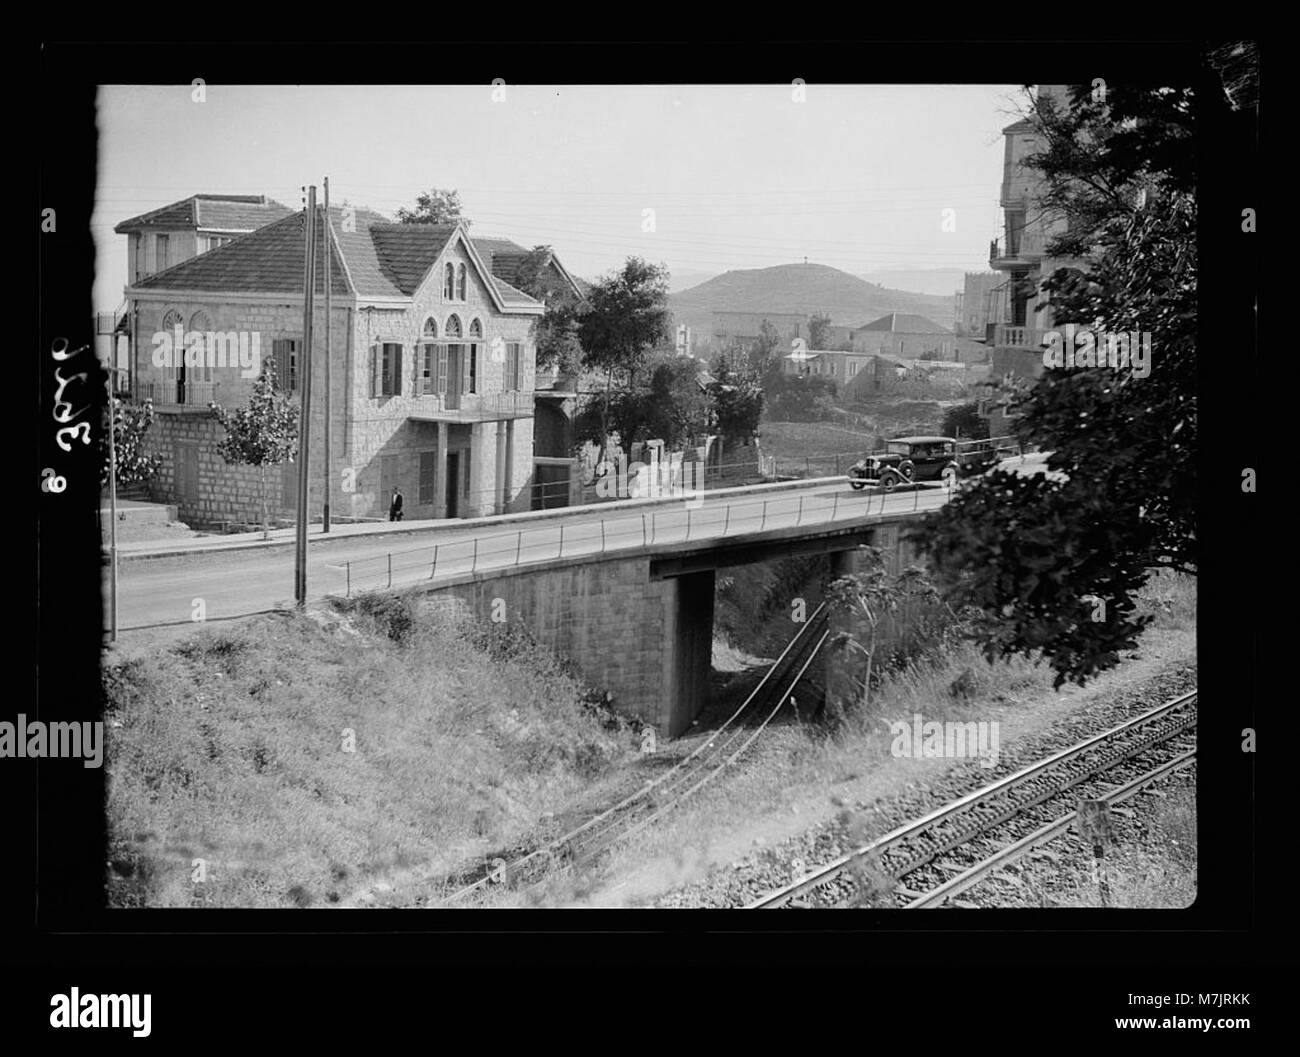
[472, 236, 584, 300]
[370, 223, 458, 295]
[856, 313, 952, 334]
[128, 207, 542, 313]
[114, 194, 291, 234]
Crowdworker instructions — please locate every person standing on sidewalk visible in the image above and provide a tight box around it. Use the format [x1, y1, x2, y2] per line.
[389, 486, 403, 522]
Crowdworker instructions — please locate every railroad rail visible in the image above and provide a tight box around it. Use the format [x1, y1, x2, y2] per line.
[747, 689, 1197, 909]
[437, 601, 834, 904]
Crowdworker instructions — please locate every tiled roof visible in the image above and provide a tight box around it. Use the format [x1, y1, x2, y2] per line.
[129, 207, 543, 309]
[472, 236, 530, 281]
[473, 237, 583, 300]
[856, 313, 951, 334]
[369, 223, 457, 295]
[114, 194, 290, 234]
[491, 276, 542, 307]
[328, 206, 401, 297]
[130, 211, 350, 296]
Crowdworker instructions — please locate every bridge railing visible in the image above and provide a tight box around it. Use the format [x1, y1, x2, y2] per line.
[331, 471, 967, 599]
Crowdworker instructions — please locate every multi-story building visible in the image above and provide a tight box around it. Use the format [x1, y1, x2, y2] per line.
[978, 84, 1086, 432]
[99, 195, 293, 384]
[118, 206, 549, 526]
[114, 193, 294, 284]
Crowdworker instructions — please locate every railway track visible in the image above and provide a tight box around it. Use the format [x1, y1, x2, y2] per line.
[437, 601, 834, 904]
[748, 689, 1197, 909]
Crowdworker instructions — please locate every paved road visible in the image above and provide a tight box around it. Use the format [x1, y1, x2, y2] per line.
[108, 455, 1050, 633]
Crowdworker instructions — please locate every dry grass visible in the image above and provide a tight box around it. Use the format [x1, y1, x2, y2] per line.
[103, 598, 636, 908]
[1025, 786, 1197, 908]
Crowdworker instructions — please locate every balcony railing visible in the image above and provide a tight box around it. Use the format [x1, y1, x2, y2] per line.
[474, 389, 534, 416]
[986, 324, 1049, 350]
[135, 380, 222, 408]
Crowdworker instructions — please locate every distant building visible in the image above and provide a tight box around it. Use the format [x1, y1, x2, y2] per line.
[850, 313, 956, 359]
[781, 348, 874, 387]
[783, 348, 985, 402]
[712, 311, 808, 345]
[820, 323, 859, 351]
[957, 272, 1002, 338]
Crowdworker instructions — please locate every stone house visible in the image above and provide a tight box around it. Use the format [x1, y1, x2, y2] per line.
[120, 206, 548, 526]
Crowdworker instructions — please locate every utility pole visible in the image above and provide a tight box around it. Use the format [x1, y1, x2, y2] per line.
[323, 176, 332, 533]
[295, 186, 317, 605]
[106, 370, 118, 642]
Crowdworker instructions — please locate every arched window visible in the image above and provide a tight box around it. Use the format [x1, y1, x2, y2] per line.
[444, 263, 455, 300]
[188, 310, 214, 381]
[445, 314, 462, 339]
[419, 317, 440, 395]
[466, 319, 482, 394]
[160, 310, 184, 379]
[456, 263, 467, 300]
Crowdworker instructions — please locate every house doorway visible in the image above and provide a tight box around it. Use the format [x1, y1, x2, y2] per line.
[445, 345, 463, 410]
[445, 451, 460, 518]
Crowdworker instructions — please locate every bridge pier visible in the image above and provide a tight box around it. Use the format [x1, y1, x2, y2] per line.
[661, 569, 715, 737]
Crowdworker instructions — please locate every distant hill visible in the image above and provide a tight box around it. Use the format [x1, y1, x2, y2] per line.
[859, 268, 971, 298]
[666, 267, 721, 293]
[669, 263, 956, 341]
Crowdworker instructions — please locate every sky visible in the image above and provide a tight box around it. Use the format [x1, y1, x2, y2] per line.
[93, 83, 1031, 310]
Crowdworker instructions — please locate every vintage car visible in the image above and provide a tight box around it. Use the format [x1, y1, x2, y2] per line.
[847, 436, 1012, 491]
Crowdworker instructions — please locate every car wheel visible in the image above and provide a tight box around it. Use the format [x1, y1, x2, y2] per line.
[849, 480, 866, 491]
[898, 459, 915, 481]
[881, 470, 902, 491]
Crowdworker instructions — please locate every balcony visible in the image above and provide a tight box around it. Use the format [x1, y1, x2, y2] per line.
[135, 380, 223, 410]
[985, 324, 1049, 350]
[407, 389, 535, 424]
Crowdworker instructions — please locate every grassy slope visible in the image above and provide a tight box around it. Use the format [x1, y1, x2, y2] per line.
[104, 600, 635, 907]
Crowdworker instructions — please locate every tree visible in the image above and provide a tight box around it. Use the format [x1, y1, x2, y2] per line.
[750, 319, 784, 382]
[573, 351, 709, 454]
[513, 245, 585, 376]
[914, 81, 1200, 687]
[765, 373, 837, 421]
[706, 359, 764, 441]
[940, 402, 990, 441]
[208, 360, 300, 539]
[576, 257, 672, 463]
[396, 188, 468, 226]
[825, 550, 939, 721]
[100, 397, 162, 489]
[808, 312, 833, 349]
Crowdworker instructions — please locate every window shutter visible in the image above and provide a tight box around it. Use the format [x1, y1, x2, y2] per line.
[369, 344, 379, 398]
[437, 345, 448, 394]
[468, 344, 477, 394]
[394, 345, 403, 396]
